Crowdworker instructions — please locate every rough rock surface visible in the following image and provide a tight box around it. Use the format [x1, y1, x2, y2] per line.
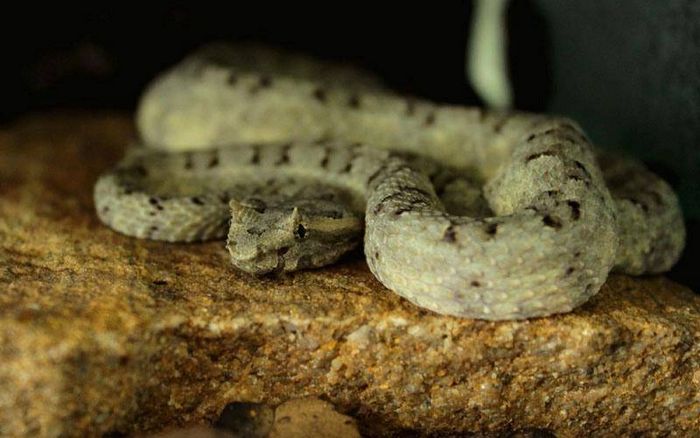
[0, 113, 699, 437]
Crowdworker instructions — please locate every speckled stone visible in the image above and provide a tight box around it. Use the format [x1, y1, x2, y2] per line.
[0, 113, 699, 437]
[268, 398, 360, 438]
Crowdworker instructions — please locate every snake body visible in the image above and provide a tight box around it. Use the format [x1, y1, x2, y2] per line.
[94, 44, 685, 320]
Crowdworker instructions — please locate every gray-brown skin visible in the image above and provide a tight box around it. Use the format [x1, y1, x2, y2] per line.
[94, 144, 482, 275]
[596, 151, 686, 275]
[98, 131, 614, 320]
[94, 44, 686, 320]
[228, 187, 363, 274]
[190, 42, 387, 91]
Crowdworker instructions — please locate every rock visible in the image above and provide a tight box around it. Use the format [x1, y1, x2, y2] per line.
[0, 113, 699, 436]
[268, 398, 360, 438]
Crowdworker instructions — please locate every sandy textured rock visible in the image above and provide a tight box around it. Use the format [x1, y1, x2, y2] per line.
[0, 113, 699, 437]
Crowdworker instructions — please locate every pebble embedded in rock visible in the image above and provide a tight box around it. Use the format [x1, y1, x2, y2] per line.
[269, 398, 360, 438]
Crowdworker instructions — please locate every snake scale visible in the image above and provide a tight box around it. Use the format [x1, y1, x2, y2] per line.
[94, 43, 685, 320]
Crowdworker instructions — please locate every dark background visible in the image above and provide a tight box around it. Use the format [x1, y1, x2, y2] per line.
[2, 1, 698, 289]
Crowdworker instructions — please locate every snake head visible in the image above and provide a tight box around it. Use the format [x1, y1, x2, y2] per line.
[226, 195, 362, 275]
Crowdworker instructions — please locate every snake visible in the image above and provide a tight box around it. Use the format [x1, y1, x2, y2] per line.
[94, 43, 685, 320]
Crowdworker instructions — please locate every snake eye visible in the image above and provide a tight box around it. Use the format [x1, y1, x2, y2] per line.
[295, 224, 307, 239]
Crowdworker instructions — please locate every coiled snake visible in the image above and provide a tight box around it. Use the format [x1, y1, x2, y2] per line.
[94, 44, 685, 320]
